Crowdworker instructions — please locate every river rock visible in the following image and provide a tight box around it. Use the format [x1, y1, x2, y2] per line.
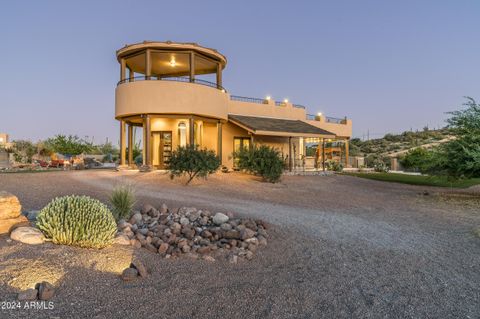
[131, 260, 148, 278]
[10, 226, 45, 244]
[213, 213, 229, 225]
[0, 215, 29, 234]
[114, 234, 131, 245]
[121, 267, 138, 281]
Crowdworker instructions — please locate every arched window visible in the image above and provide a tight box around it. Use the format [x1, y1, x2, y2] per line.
[178, 122, 187, 147]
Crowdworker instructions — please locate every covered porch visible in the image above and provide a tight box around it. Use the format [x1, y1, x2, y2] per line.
[119, 114, 224, 169]
[227, 115, 337, 171]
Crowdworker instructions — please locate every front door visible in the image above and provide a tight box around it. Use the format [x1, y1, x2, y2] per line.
[152, 131, 172, 168]
[233, 137, 251, 169]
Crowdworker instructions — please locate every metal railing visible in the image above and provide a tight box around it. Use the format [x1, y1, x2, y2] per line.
[230, 95, 266, 104]
[117, 76, 226, 91]
[293, 104, 306, 109]
[326, 116, 347, 124]
[275, 101, 286, 106]
[306, 114, 348, 124]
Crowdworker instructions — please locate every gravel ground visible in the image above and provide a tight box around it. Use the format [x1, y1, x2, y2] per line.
[0, 170, 479, 319]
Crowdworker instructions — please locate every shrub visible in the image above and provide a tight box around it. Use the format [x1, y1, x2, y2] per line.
[325, 160, 344, 172]
[110, 183, 136, 221]
[234, 145, 283, 183]
[373, 159, 389, 173]
[168, 145, 220, 185]
[36, 195, 117, 248]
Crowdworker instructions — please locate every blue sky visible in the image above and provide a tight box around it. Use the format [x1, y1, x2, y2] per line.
[0, 0, 479, 143]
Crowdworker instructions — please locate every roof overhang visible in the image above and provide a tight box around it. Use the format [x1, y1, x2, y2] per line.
[228, 114, 336, 138]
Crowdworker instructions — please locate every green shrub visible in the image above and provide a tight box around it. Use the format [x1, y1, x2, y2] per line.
[234, 145, 283, 183]
[325, 160, 344, 172]
[168, 145, 220, 185]
[36, 195, 117, 248]
[110, 184, 136, 221]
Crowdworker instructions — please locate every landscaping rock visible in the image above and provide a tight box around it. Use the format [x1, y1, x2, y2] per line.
[26, 210, 40, 221]
[118, 204, 269, 262]
[36, 281, 55, 300]
[17, 288, 38, 301]
[213, 213, 229, 225]
[114, 234, 131, 245]
[131, 260, 148, 278]
[121, 268, 138, 281]
[10, 226, 45, 245]
[0, 191, 22, 220]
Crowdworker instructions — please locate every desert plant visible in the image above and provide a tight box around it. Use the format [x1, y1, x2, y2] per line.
[234, 145, 283, 183]
[36, 195, 117, 248]
[110, 183, 136, 221]
[169, 145, 220, 185]
[325, 159, 344, 172]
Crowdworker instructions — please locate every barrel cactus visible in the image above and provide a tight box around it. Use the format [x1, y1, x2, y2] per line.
[36, 195, 117, 248]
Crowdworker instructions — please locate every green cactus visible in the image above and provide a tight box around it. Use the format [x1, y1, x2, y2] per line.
[36, 195, 117, 249]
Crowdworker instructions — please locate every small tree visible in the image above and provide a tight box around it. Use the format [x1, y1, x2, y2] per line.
[234, 145, 284, 183]
[168, 146, 220, 185]
[45, 135, 92, 156]
[12, 140, 36, 163]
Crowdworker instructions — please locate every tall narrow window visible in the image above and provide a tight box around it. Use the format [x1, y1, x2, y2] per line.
[178, 122, 187, 147]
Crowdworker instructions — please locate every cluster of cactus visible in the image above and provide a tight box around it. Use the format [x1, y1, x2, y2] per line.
[36, 195, 117, 249]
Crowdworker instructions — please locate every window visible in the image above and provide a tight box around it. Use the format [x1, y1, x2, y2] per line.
[178, 122, 186, 147]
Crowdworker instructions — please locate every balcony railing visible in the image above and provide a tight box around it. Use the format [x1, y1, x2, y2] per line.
[326, 116, 347, 124]
[293, 104, 306, 109]
[230, 95, 266, 104]
[117, 76, 226, 91]
[306, 114, 348, 124]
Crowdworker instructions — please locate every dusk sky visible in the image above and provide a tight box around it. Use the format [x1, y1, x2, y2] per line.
[1, 1, 479, 143]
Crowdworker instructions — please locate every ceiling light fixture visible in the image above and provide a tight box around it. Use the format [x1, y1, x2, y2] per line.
[170, 57, 176, 67]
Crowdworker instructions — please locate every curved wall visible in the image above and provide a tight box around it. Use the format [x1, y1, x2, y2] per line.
[115, 81, 229, 120]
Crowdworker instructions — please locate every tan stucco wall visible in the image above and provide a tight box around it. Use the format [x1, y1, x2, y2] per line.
[115, 81, 229, 120]
[305, 118, 352, 138]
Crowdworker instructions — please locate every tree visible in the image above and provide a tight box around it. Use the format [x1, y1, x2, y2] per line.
[168, 146, 220, 185]
[234, 145, 284, 183]
[45, 135, 92, 156]
[12, 140, 36, 163]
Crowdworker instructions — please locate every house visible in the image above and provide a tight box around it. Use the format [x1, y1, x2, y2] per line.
[115, 41, 352, 170]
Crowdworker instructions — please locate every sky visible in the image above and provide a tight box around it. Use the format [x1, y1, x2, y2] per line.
[0, 0, 479, 143]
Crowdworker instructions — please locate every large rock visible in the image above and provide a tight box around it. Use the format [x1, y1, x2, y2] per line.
[17, 288, 38, 301]
[213, 213, 229, 225]
[0, 191, 22, 220]
[0, 215, 29, 234]
[10, 227, 45, 245]
[36, 281, 55, 300]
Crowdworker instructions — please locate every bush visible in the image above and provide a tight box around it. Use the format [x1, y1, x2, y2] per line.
[168, 145, 220, 185]
[234, 145, 283, 183]
[110, 184, 136, 221]
[325, 160, 344, 172]
[36, 195, 117, 248]
[373, 159, 389, 173]
[400, 148, 434, 172]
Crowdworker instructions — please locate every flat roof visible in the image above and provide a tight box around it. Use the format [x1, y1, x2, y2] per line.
[228, 115, 336, 138]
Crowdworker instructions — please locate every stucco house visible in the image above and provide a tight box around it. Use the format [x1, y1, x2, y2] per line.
[115, 41, 352, 170]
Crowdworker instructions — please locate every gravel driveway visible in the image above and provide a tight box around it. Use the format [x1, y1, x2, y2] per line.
[0, 170, 479, 318]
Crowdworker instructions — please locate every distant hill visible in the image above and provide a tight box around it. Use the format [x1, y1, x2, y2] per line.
[350, 128, 452, 158]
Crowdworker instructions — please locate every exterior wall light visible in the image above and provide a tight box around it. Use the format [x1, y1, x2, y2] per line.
[266, 96, 271, 100]
[284, 99, 289, 103]
[317, 112, 322, 116]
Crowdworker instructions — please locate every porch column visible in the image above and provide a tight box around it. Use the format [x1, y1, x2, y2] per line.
[322, 138, 326, 171]
[288, 137, 293, 172]
[216, 63, 222, 89]
[143, 115, 152, 166]
[189, 52, 195, 83]
[127, 124, 133, 166]
[119, 120, 126, 166]
[120, 58, 126, 83]
[128, 67, 134, 82]
[345, 139, 349, 168]
[189, 117, 195, 146]
[217, 121, 222, 164]
[145, 49, 151, 80]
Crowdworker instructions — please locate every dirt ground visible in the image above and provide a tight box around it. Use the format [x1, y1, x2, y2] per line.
[0, 170, 479, 319]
